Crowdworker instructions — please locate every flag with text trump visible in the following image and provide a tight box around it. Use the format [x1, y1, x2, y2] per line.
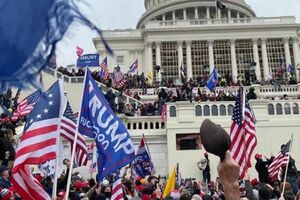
[230, 87, 257, 179]
[78, 69, 135, 180]
[11, 80, 65, 200]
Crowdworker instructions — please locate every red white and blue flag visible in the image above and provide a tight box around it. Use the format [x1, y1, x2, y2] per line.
[111, 172, 124, 200]
[113, 66, 126, 89]
[230, 87, 257, 179]
[11, 90, 42, 121]
[11, 80, 65, 200]
[127, 59, 138, 74]
[60, 101, 88, 166]
[99, 57, 109, 80]
[134, 137, 154, 177]
[87, 143, 95, 161]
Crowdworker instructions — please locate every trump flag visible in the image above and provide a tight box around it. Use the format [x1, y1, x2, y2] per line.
[78, 69, 135, 180]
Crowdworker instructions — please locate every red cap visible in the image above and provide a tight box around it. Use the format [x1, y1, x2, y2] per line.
[255, 154, 262, 159]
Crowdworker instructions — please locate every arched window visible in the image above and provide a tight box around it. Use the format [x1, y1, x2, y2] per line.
[268, 104, 274, 115]
[133, 123, 137, 130]
[161, 122, 165, 128]
[211, 105, 218, 116]
[276, 103, 283, 115]
[284, 103, 291, 115]
[139, 122, 143, 129]
[144, 123, 148, 129]
[195, 105, 202, 116]
[203, 105, 210, 116]
[127, 123, 131, 130]
[155, 122, 160, 129]
[150, 122, 154, 129]
[220, 105, 226, 116]
[228, 104, 234, 116]
[293, 103, 299, 114]
[170, 106, 177, 117]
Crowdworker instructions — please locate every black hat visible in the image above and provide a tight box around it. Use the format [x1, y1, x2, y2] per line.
[258, 187, 271, 200]
[200, 119, 231, 161]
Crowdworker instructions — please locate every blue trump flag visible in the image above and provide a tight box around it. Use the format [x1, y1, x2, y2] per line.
[77, 54, 100, 68]
[78, 69, 135, 180]
[134, 137, 154, 177]
[206, 68, 219, 91]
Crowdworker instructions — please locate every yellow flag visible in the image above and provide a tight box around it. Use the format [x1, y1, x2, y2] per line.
[147, 71, 153, 84]
[163, 165, 176, 198]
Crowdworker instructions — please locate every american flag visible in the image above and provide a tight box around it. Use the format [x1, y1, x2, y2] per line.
[230, 87, 257, 179]
[60, 101, 88, 166]
[11, 90, 42, 121]
[11, 80, 64, 200]
[111, 172, 124, 200]
[113, 66, 124, 83]
[268, 140, 291, 181]
[87, 143, 94, 160]
[99, 57, 109, 80]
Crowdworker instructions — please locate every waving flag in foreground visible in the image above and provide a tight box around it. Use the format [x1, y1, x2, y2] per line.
[111, 172, 124, 200]
[230, 87, 257, 179]
[268, 140, 292, 181]
[163, 165, 177, 198]
[78, 69, 135, 180]
[134, 137, 154, 177]
[11, 90, 42, 121]
[60, 101, 88, 166]
[11, 80, 65, 200]
[127, 59, 138, 74]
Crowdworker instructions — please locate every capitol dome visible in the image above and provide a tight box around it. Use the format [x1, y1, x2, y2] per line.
[137, 0, 256, 28]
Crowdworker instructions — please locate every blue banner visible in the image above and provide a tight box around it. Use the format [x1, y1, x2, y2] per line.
[77, 54, 100, 67]
[78, 69, 135, 180]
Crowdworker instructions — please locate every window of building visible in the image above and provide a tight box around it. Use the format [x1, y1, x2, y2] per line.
[214, 40, 232, 76]
[268, 104, 274, 115]
[235, 40, 253, 78]
[170, 106, 177, 117]
[195, 105, 202, 116]
[144, 123, 148, 129]
[161, 122, 165, 128]
[150, 122, 154, 129]
[133, 123, 137, 130]
[127, 123, 131, 130]
[220, 105, 226, 116]
[228, 104, 234, 116]
[284, 103, 291, 115]
[156, 122, 160, 129]
[139, 122, 143, 129]
[212, 105, 218, 116]
[176, 134, 201, 150]
[116, 55, 124, 64]
[203, 105, 210, 116]
[266, 39, 285, 76]
[276, 103, 283, 115]
[191, 41, 209, 79]
[161, 42, 179, 81]
[293, 103, 299, 114]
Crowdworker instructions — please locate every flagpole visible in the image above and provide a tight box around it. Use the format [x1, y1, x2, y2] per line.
[90, 143, 94, 179]
[65, 69, 88, 200]
[52, 79, 66, 199]
[281, 134, 293, 196]
[142, 134, 152, 160]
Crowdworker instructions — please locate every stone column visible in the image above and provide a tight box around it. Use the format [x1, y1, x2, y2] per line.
[206, 7, 210, 19]
[261, 39, 270, 81]
[293, 38, 300, 81]
[208, 40, 215, 73]
[218, 9, 221, 19]
[227, 9, 231, 18]
[155, 42, 162, 82]
[237, 12, 240, 19]
[230, 39, 238, 83]
[147, 43, 153, 75]
[284, 38, 292, 67]
[195, 7, 199, 19]
[183, 9, 187, 20]
[186, 41, 193, 80]
[162, 14, 166, 21]
[172, 11, 176, 21]
[177, 41, 183, 81]
[252, 39, 262, 81]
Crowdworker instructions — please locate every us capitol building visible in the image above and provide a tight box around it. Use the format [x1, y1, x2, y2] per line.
[40, 0, 300, 180]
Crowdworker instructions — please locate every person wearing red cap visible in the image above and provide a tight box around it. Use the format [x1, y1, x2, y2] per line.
[0, 188, 14, 200]
[254, 153, 272, 184]
[197, 152, 211, 183]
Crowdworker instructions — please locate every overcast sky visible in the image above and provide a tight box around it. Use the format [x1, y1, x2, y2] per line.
[56, 0, 300, 66]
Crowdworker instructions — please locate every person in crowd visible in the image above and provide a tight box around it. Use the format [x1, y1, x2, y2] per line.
[254, 153, 271, 184]
[247, 87, 257, 100]
[0, 165, 11, 189]
[282, 153, 299, 195]
[105, 89, 117, 113]
[0, 188, 14, 200]
[197, 153, 211, 184]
